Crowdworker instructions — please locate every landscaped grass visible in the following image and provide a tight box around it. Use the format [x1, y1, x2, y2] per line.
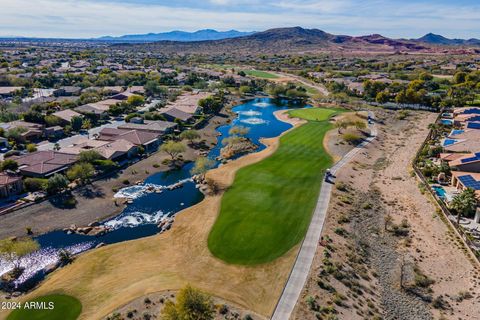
[288, 107, 343, 122]
[7, 294, 82, 320]
[242, 70, 279, 79]
[208, 108, 341, 265]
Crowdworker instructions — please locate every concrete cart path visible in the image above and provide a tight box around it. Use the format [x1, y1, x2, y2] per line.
[271, 112, 377, 320]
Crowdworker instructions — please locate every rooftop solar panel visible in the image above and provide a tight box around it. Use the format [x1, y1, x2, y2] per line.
[466, 122, 480, 129]
[458, 175, 480, 190]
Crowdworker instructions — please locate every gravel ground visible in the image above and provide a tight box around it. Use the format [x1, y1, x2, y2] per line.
[292, 109, 480, 320]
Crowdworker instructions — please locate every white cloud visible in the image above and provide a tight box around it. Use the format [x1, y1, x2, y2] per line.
[0, 0, 479, 38]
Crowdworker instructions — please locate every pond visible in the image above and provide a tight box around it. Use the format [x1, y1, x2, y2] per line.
[0, 97, 305, 290]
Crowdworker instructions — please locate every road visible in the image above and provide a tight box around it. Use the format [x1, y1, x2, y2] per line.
[271, 112, 377, 320]
[37, 120, 125, 151]
[273, 71, 330, 97]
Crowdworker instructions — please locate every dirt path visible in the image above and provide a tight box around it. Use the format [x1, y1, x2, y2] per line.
[0, 112, 233, 239]
[272, 72, 330, 96]
[292, 109, 480, 320]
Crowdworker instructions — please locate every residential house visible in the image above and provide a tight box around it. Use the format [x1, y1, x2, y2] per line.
[111, 91, 138, 101]
[14, 150, 77, 178]
[127, 86, 145, 95]
[0, 172, 23, 198]
[53, 86, 82, 97]
[52, 109, 83, 125]
[44, 126, 64, 139]
[75, 99, 120, 117]
[449, 152, 480, 173]
[0, 121, 44, 141]
[61, 136, 137, 161]
[0, 87, 23, 98]
[118, 120, 177, 135]
[97, 128, 160, 152]
[451, 171, 480, 198]
[160, 107, 194, 123]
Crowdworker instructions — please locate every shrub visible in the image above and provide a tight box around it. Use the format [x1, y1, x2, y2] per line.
[94, 159, 118, 172]
[335, 181, 348, 191]
[61, 195, 77, 208]
[306, 296, 318, 311]
[1, 159, 18, 171]
[342, 133, 362, 144]
[334, 227, 348, 237]
[218, 304, 229, 315]
[24, 177, 48, 192]
[414, 272, 435, 288]
[337, 214, 350, 224]
[123, 179, 130, 185]
[46, 174, 69, 195]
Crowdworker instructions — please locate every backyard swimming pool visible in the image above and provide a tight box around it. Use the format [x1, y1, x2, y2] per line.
[432, 185, 447, 199]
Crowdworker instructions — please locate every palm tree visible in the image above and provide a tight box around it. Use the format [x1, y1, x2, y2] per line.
[450, 188, 477, 225]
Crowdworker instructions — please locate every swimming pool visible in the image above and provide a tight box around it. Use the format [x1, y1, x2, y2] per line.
[440, 119, 453, 125]
[432, 185, 446, 199]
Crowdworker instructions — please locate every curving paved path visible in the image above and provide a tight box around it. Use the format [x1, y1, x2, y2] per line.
[271, 112, 377, 320]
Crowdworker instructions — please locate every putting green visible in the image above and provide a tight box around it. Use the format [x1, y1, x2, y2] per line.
[7, 294, 82, 320]
[208, 108, 341, 264]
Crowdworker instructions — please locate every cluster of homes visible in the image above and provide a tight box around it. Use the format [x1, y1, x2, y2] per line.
[0, 86, 210, 201]
[436, 106, 480, 225]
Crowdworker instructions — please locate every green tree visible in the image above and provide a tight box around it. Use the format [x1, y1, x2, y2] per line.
[5, 127, 27, 144]
[180, 130, 201, 144]
[26, 143, 37, 153]
[127, 94, 145, 107]
[44, 115, 61, 127]
[375, 91, 389, 104]
[66, 163, 95, 183]
[81, 119, 92, 130]
[450, 188, 477, 224]
[71, 115, 83, 131]
[160, 141, 186, 163]
[190, 157, 215, 176]
[24, 177, 48, 192]
[78, 150, 103, 163]
[160, 285, 214, 320]
[198, 95, 224, 114]
[1, 159, 18, 171]
[0, 238, 39, 277]
[46, 173, 69, 194]
[454, 71, 467, 84]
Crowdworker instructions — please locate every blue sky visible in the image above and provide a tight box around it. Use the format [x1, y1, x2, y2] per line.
[1, 0, 479, 38]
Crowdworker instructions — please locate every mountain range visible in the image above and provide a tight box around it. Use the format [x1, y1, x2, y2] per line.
[96, 29, 255, 42]
[2, 27, 480, 54]
[414, 33, 480, 46]
[117, 27, 480, 55]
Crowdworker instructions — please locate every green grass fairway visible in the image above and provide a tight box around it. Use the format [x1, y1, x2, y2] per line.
[7, 294, 82, 320]
[288, 107, 343, 122]
[208, 108, 340, 264]
[242, 70, 279, 79]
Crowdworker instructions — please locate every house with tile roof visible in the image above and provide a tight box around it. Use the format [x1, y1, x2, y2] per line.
[13, 151, 77, 178]
[0, 172, 23, 198]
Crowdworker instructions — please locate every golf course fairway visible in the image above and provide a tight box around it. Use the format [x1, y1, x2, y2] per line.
[208, 107, 341, 265]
